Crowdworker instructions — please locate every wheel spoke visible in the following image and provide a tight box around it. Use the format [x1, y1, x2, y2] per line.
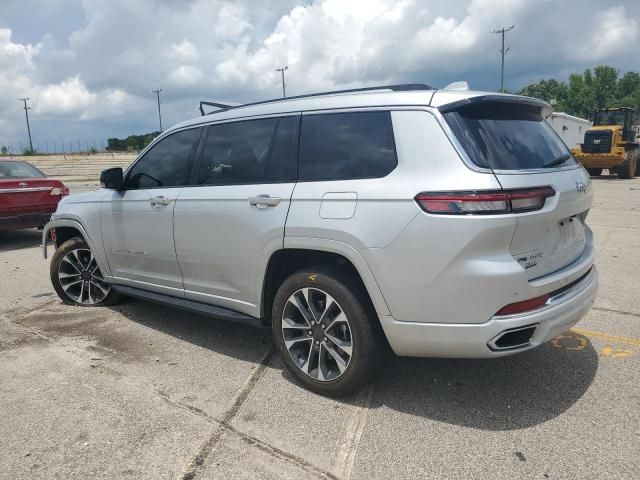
[284, 337, 312, 350]
[58, 271, 81, 280]
[325, 311, 348, 332]
[61, 256, 82, 273]
[289, 293, 314, 326]
[61, 279, 82, 292]
[90, 280, 109, 296]
[301, 346, 317, 375]
[282, 316, 311, 330]
[317, 345, 326, 380]
[323, 343, 349, 373]
[325, 333, 353, 356]
[79, 281, 85, 302]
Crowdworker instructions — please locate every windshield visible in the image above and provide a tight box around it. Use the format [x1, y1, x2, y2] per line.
[444, 102, 576, 170]
[0, 161, 46, 179]
[594, 110, 625, 127]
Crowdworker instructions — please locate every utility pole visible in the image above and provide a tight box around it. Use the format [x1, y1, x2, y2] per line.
[18, 98, 34, 151]
[275, 66, 288, 98]
[491, 25, 514, 93]
[151, 89, 163, 132]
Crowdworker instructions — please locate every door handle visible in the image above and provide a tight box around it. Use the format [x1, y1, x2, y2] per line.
[248, 195, 281, 208]
[150, 196, 171, 207]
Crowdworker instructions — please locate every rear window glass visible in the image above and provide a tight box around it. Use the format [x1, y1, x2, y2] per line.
[444, 103, 576, 170]
[0, 161, 46, 179]
[299, 111, 397, 181]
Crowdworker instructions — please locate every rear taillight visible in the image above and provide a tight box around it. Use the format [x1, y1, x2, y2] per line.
[415, 187, 555, 215]
[495, 293, 550, 316]
[50, 186, 70, 197]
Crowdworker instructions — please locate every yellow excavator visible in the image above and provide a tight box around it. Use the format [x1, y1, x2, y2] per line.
[571, 107, 639, 178]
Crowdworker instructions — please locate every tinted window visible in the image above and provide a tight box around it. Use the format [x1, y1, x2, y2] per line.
[127, 128, 200, 189]
[196, 117, 297, 185]
[299, 111, 397, 181]
[0, 161, 45, 179]
[444, 103, 576, 170]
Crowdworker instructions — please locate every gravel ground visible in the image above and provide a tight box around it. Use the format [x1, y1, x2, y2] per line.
[0, 175, 639, 480]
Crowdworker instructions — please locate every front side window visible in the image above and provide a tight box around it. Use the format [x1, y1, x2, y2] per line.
[196, 116, 297, 185]
[444, 102, 576, 170]
[298, 111, 397, 181]
[126, 128, 200, 189]
[0, 161, 46, 179]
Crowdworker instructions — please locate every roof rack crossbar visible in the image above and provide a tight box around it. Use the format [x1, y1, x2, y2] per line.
[198, 83, 434, 116]
[199, 101, 238, 116]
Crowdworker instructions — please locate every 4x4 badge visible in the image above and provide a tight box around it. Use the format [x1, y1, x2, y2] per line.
[575, 181, 586, 193]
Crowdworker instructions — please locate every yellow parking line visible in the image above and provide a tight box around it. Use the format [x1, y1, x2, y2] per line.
[570, 327, 640, 347]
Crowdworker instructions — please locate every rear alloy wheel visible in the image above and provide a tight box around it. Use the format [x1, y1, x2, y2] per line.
[281, 288, 353, 382]
[51, 237, 122, 306]
[272, 268, 384, 397]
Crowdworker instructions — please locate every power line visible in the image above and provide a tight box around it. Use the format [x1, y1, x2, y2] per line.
[18, 98, 34, 151]
[275, 66, 288, 98]
[151, 89, 163, 132]
[491, 25, 514, 93]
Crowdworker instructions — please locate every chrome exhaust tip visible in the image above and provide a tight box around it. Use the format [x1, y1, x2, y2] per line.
[488, 324, 539, 351]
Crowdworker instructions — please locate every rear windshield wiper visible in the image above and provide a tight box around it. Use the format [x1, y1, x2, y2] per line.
[543, 153, 571, 168]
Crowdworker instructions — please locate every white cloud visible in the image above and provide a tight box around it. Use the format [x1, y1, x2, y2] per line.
[576, 6, 639, 62]
[1, 0, 639, 142]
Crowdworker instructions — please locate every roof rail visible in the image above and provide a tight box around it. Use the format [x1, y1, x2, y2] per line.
[198, 83, 435, 116]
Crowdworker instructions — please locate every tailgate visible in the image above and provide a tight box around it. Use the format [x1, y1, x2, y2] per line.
[495, 167, 592, 279]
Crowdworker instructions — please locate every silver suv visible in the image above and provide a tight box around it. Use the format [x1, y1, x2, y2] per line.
[43, 84, 598, 396]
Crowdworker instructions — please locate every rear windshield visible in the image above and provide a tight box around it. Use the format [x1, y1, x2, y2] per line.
[443, 102, 576, 170]
[0, 161, 46, 179]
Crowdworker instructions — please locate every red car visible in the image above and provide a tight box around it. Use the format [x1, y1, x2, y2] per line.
[0, 160, 69, 229]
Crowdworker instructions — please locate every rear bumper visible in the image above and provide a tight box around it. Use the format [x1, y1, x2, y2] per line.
[0, 211, 53, 229]
[379, 266, 598, 358]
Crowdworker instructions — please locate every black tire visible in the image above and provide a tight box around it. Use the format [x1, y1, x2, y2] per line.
[586, 168, 603, 177]
[271, 266, 385, 397]
[618, 152, 636, 179]
[50, 237, 122, 306]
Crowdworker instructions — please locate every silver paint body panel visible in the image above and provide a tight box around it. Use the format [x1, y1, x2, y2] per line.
[45, 88, 597, 358]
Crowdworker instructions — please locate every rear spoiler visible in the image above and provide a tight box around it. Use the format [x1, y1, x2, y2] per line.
[437, 95, 553, 119]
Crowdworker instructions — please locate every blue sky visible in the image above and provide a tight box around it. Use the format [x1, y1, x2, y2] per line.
[1, 0, 638, 148]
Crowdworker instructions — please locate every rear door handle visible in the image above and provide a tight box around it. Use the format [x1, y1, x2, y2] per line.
[150, 196, 171, 207]
[248, 195, 281, 208]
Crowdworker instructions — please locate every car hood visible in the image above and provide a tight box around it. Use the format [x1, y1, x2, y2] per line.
[58, 189, 108, 206]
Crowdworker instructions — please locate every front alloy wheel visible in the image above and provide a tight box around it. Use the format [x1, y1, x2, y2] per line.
[50, 237, 122, 306]
[58, 248, 110, 304]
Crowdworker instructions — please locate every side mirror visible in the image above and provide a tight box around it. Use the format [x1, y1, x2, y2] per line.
[100, 167, 124, 190]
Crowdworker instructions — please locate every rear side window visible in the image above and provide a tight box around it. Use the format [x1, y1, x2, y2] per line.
[127, 128, 200, 189]
[444, 102, 576, 170]
[299, 111, 397, 181]
[196, 116, 297, 185]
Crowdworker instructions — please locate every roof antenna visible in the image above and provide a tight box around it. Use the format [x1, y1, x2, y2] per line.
[443, 81, 470, 91]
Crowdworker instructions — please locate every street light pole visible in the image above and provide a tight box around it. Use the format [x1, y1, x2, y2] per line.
[151, 89, 163, 132]
[18, 98, 34, 151]
[491, 25, 514, 93]
[275, 66, 288, 98]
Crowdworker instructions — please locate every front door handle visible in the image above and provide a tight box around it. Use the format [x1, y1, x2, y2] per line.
[150, 196, 171, 207]
[248, 195, 281, 208]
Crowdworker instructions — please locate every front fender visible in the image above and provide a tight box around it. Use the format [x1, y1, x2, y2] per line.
[42, 218, 112, 277]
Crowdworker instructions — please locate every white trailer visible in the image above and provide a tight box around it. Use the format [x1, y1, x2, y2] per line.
[547, 112, 592, 149]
